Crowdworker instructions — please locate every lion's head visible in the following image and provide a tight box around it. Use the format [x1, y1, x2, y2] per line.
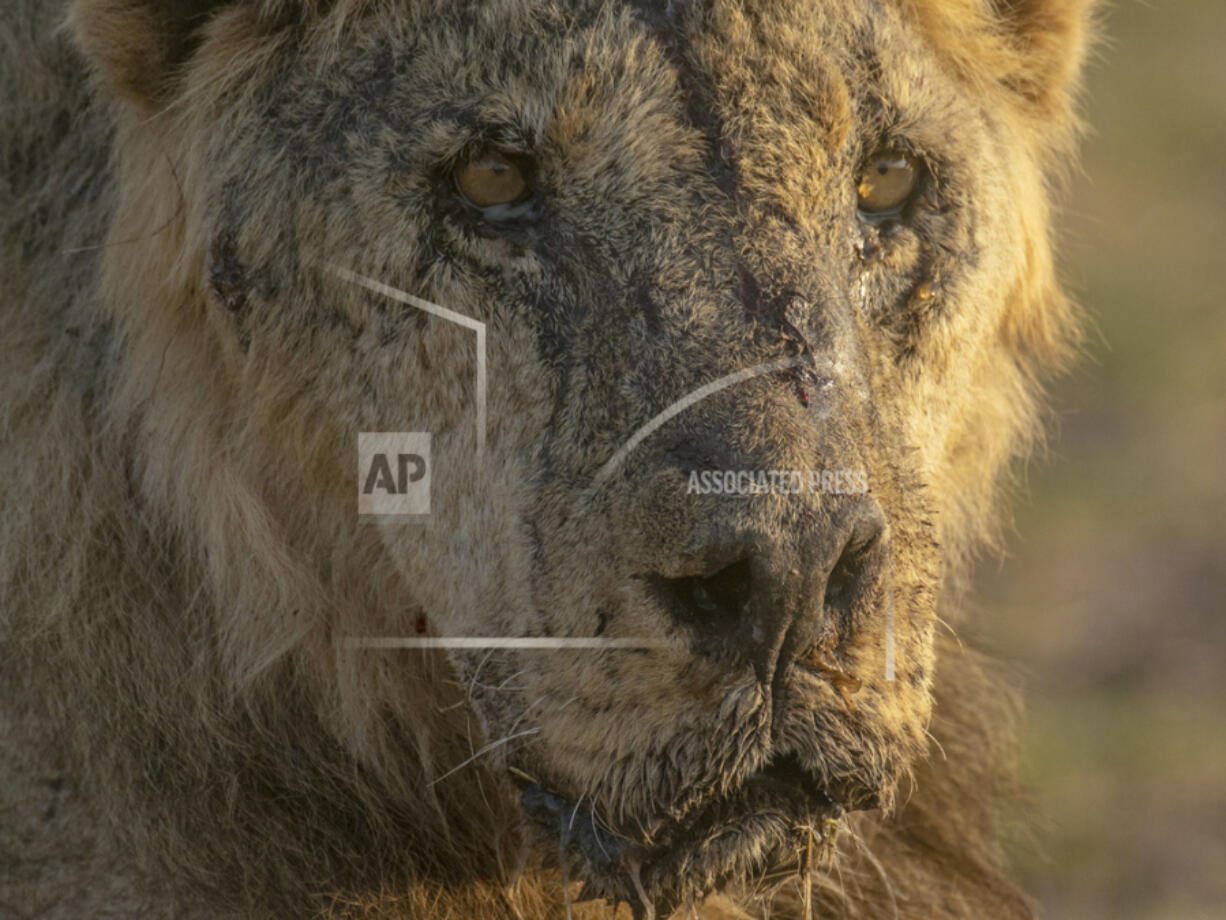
[36, 0, 1090, 914]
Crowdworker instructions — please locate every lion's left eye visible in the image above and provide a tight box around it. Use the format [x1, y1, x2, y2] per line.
[453, 150, 531, 209]
[856, 149, 921, 215]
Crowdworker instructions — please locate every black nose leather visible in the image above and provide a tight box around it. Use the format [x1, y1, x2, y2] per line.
[650, 500, 886, 686]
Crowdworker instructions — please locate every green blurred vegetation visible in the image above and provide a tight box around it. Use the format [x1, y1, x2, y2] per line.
[976, 2, 1226, 918]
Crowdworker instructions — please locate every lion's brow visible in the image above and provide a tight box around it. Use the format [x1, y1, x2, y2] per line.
[621, 0, 741, 199]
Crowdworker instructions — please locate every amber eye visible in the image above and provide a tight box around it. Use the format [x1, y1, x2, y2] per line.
[453, 150, 530, 208]
[856, 149, 921, 215]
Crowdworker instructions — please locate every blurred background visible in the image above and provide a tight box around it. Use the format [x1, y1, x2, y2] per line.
[974, 1, 1226, 918]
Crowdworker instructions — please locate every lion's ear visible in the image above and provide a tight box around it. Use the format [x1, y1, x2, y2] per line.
[991, 0, 1098, 112]
[69, 1, 230, 109]
[68, 0, 303, 111]
[905, 0, 1097, 121]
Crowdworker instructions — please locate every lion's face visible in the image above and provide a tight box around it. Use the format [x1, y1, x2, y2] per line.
[91, 0, 1069, 912]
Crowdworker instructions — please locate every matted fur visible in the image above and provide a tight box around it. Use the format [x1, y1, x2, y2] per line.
[1, 1, 1094, 917]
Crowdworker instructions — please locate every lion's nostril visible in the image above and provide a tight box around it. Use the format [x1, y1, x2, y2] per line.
[657, 557, 754, 639]
[822, 513, 885, 631]
[823, 547, 858, 609]
[690, 579, 718, 613]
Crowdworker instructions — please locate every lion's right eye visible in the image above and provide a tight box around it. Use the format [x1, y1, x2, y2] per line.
[856, 149, 921, 216]
[453, 150, 531, 209]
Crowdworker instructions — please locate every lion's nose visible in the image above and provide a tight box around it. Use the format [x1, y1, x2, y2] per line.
[649, 500, 886, 687]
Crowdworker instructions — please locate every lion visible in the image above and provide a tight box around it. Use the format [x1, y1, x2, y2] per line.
[0, 0, 1094, 917]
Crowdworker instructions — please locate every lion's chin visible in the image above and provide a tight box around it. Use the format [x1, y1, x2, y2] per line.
[519, 754, 843, 919]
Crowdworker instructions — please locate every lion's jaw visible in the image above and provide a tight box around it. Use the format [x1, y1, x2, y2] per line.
[497, 423, 937, 913]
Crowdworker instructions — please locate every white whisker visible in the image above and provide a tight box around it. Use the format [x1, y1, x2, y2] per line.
[428, 728, 541, 787]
